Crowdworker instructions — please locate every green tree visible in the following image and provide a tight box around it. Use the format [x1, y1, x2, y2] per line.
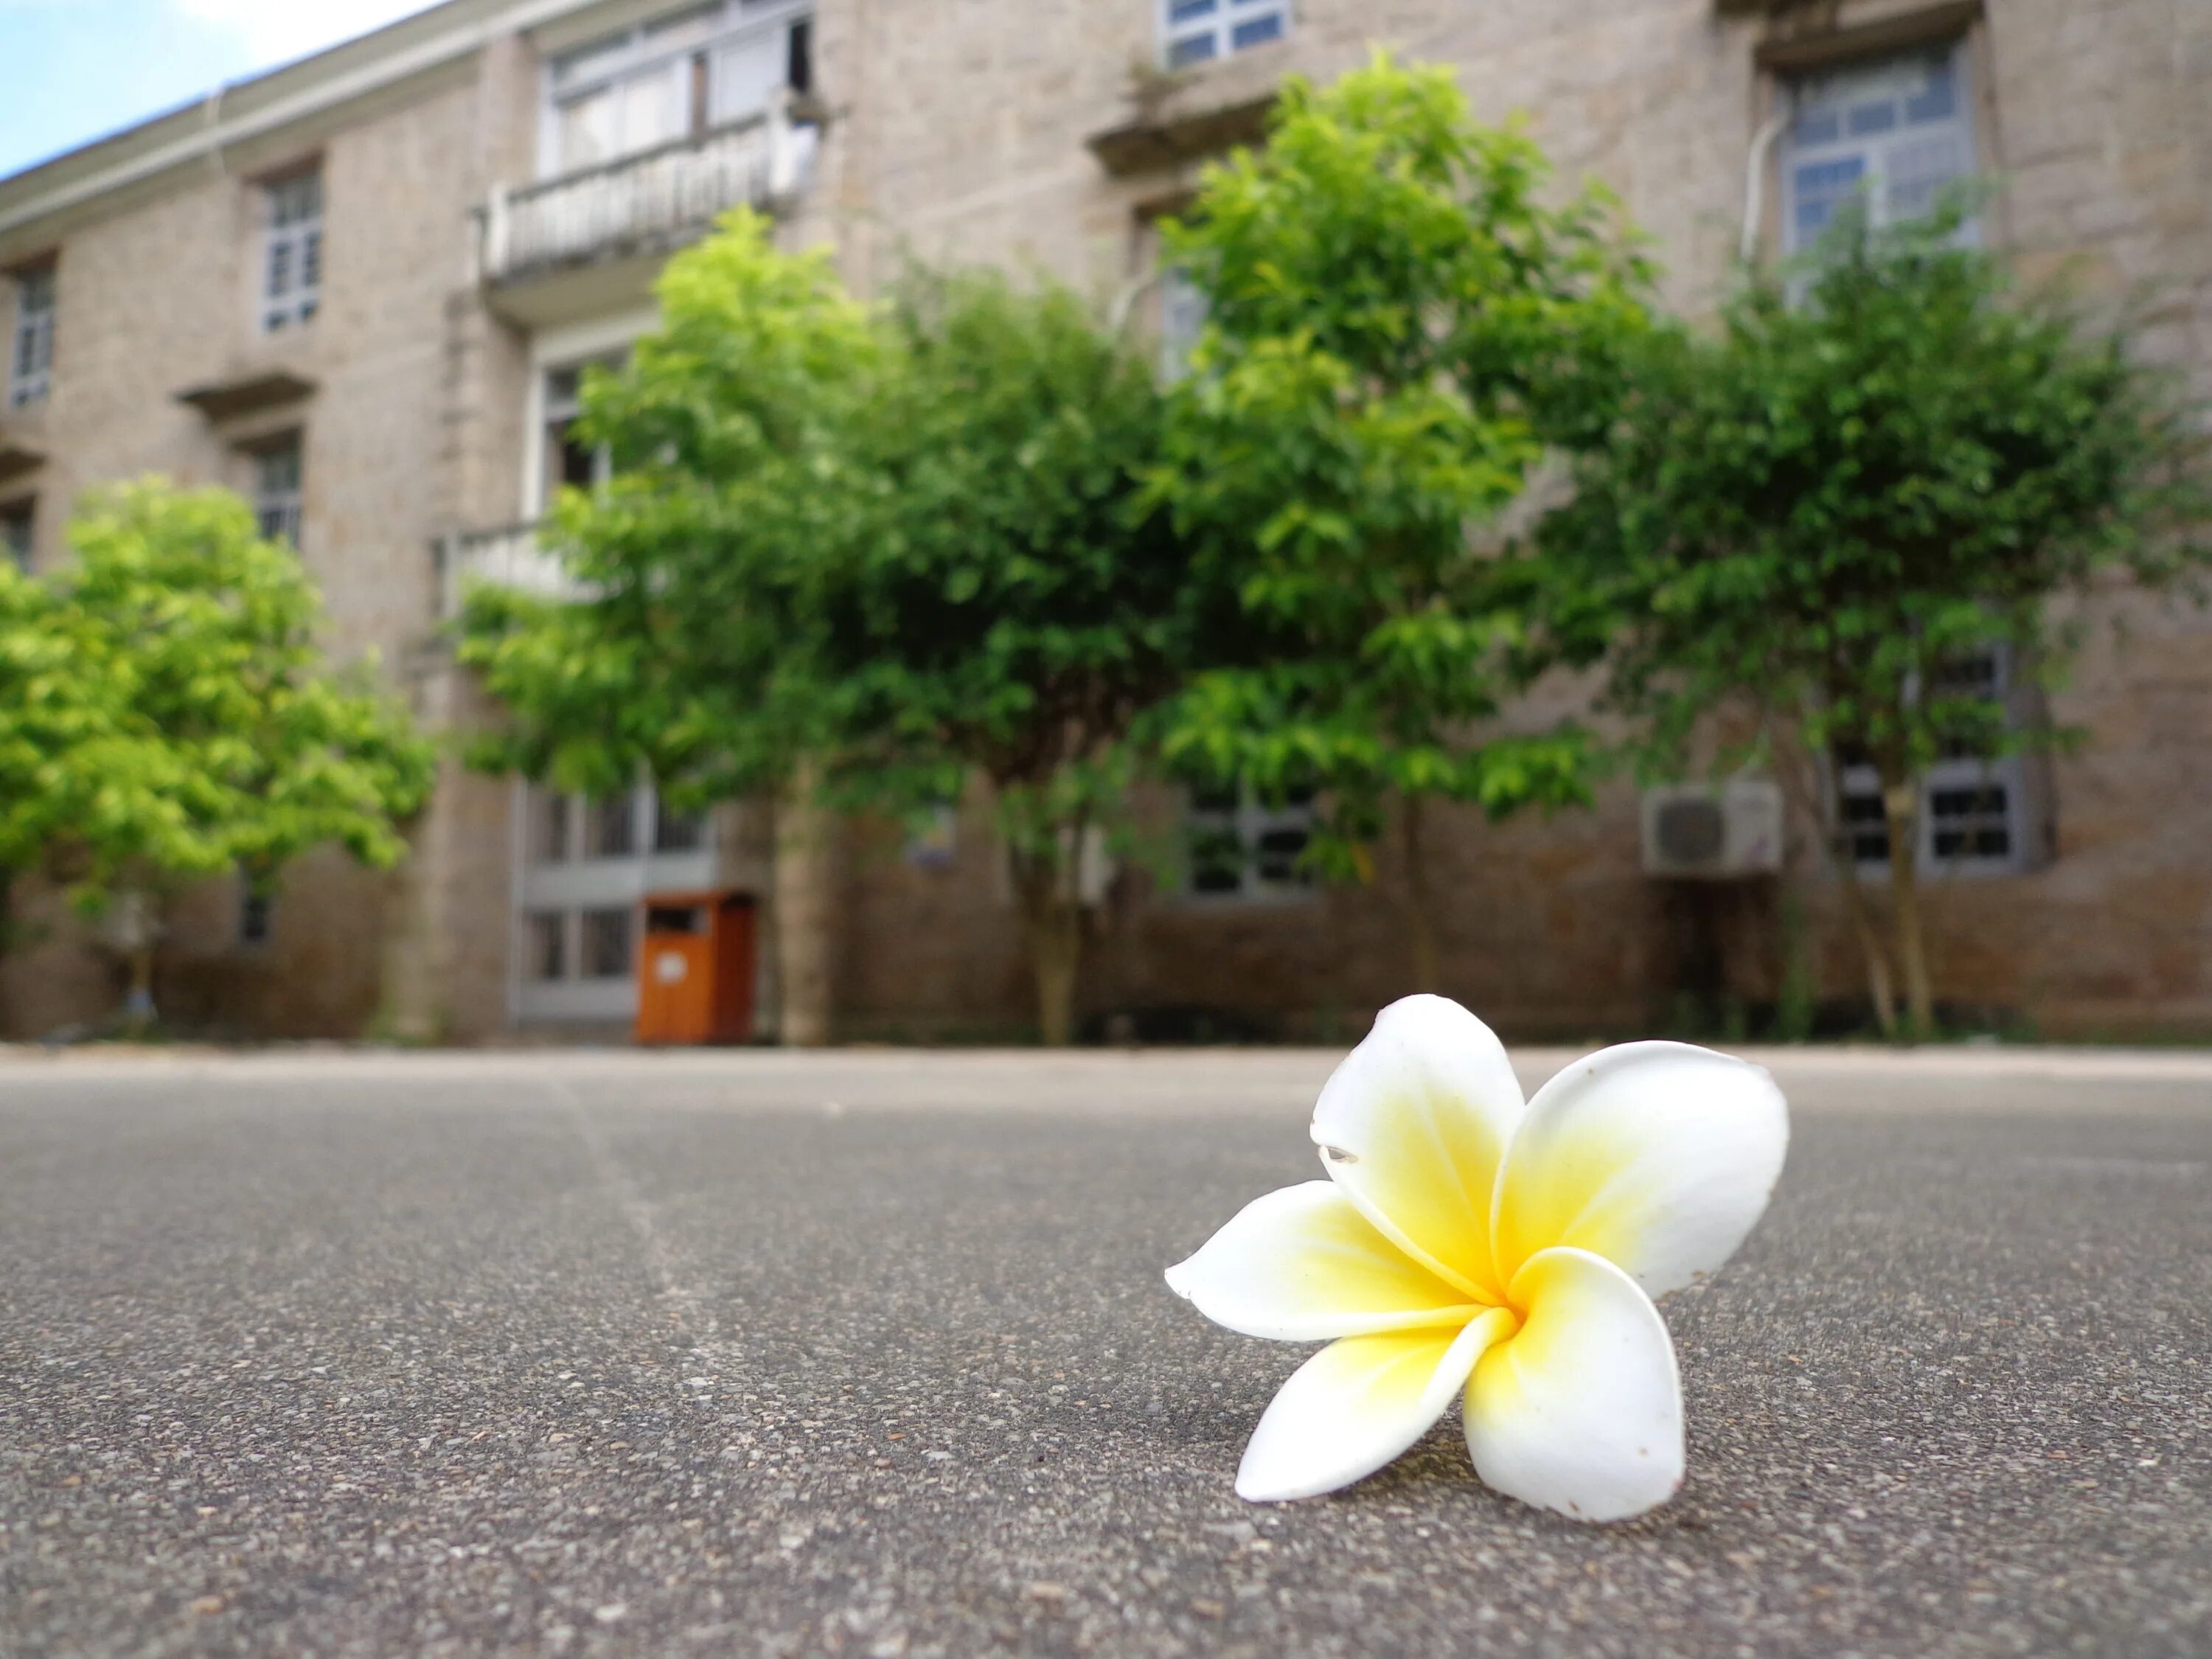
[462, 213, 1197, 1045]
[1, 482, 435, 1027]
[1151, 55, 1653, 991]
[1540, 207, 2211, 1038]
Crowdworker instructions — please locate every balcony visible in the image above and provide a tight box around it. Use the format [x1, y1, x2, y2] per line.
[435, 522, 582, 621]
[478, 97, 815, 319]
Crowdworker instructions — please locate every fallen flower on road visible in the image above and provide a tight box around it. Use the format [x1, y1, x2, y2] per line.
[1166, 994, 1789, 1520]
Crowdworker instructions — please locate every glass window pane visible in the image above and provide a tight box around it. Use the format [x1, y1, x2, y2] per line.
[1791, 107, 1840, 146]
[528, 912, 568, 980]
[1885, 133, 1967, 221]
[552, 33, 632, 90]
[712, 31, 786, 123]
[653, 792, 706, 852]
[1169, 0, 1216, 19]
[1846, 98, 1898, 136]
[530, 792, 571, 863]
[618, 66, 682, 153]
[1168, 32, 1217, 67]
[559, 89, 618, 169]
[1230, 11, 1282, 49]
[1904, 58, 1957, 124]
[582, 908, 635, 978]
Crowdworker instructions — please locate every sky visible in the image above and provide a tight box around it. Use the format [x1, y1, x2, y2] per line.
[0, 0, 445, 179]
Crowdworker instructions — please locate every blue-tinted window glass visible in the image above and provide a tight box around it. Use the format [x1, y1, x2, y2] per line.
[1792, 108, 1840, 145]
[1230, 11, 1282, 49]
[1904, 61, 1956, 124]
[1169, 32, 1217, 66]
[1169, 0, 1215, 19]
[1847, 99, 1898, 136]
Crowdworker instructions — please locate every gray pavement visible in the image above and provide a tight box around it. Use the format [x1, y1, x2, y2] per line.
[1, 1046, 2208, 1658]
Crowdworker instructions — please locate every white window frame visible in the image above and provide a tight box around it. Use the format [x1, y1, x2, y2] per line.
[538, 0, 813, 180]
[1780, 41, 1977, 255]
[1158, 265, 1208, 383]
[522, 310, 653, 519]
[1, 497, 32, 571]
[1159, 0, 1289, 69]
[579, 905, 639, 981]
[1183, 783, 1315, 902]
[1834, 644, 2042, 880]
[538, 357, 621, 514]
[260, 171, 323, 333]
[253, 439, 304, 549]
[509, 779, 718, 1022]
[9, 262, 54, 409]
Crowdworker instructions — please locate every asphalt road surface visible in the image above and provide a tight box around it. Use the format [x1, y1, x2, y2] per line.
[2, 1045, 2208, 1658]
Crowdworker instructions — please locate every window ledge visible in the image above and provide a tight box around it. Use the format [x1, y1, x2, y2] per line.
[175, 366, 318, 422]
[1747, 1, 1983, 70]
[1086, 91, 1275, 178]
[0, 410, 44, 484]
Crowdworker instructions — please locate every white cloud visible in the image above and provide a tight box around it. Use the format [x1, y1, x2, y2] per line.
[172, 0, 446, 69]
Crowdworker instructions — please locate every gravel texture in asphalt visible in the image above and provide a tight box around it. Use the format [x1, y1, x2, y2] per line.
[1, 1046, 2208, 1658]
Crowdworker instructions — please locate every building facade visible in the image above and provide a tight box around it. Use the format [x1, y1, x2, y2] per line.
[0, 0, 2205, 1043]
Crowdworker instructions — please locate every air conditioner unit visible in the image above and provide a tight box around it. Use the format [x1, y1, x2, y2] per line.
[1640, 779, 1784, 879]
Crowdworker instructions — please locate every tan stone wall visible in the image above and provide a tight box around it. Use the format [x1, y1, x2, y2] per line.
[0, 61, 513, 1039]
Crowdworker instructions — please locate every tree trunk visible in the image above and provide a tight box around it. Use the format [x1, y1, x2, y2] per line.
[773, 769, 835, 1047]
[1880, 776, 1937, 1040]
[1773, 731, 1898, 1038]
[1014, 854, 1084, 1047]
[1400, 795, 1440, 994]
[1832, 852, 1901, 1040]
[123, 943, 157, 1034]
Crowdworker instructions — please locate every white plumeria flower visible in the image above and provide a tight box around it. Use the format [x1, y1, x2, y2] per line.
[1166, 995, 1788, 1521]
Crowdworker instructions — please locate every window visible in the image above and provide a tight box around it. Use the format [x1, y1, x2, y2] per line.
[583, 793, 638, 859]
[540, 360, 621, 512]
[9, 262, 54, 409]
[1, 498, 31, 571]
[1159, 265, 1208, 383]
[1161, 0, 1288, 69]
[1835, 645, 2040, 877]
[581, 907, 636, 979]
[1185, 782, 1315, 900]
[1781, 45, 1975, 254]
[237, 879, 274, 948]
[526, 911, 569, 981]
[530, 789, 573, 863]
[651, 790, 706, 852]
[262, 171, 323, 333]
[545, 1, 814, 176]
[253, 439, 304, 548]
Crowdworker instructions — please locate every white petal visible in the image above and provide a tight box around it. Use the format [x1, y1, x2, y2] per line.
[1309, 995, 1526, 1302]
[1464, 1247, 1682, 1523]
[1235, 1309, 1516, 1503]
[1491, 1041, 1788, 1299]
[1165, 1182, 1489, 1341]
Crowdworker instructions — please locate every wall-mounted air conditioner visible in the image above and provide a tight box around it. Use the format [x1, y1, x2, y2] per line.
[1640, 779, 1784, 879]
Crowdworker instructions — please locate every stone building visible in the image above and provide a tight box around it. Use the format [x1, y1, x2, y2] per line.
[0, 0, 2205, 1043]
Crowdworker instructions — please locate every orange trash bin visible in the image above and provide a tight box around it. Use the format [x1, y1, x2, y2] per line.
[635, 890, 757, 1046]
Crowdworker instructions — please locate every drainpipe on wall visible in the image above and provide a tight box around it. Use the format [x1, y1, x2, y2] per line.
[1739, 106, 1792, 265]
[202, 80, 229, 178]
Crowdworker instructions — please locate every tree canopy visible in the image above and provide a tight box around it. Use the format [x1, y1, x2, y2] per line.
[462, 213, 1198, 1043]
[0, 481, 434, 1023]
[1150, 55, 1654, 989]
[1539, 206, 2211, 1034]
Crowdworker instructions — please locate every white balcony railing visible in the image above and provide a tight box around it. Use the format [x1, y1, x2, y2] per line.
[437, 522, 583, 619]
[480, 98, 813, 287]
